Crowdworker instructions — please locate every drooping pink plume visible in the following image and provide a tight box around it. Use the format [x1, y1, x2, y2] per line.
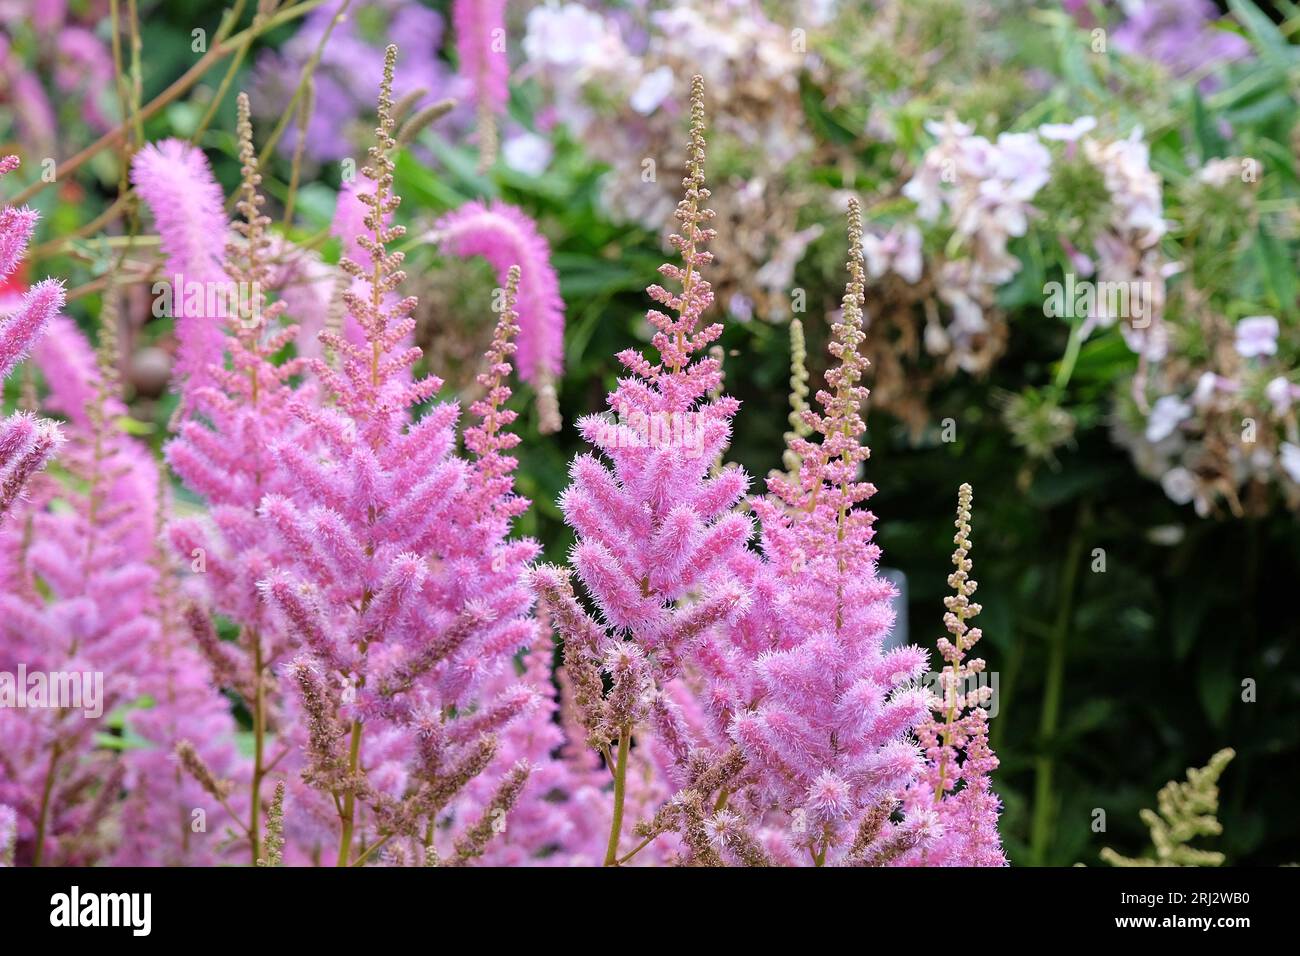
[434, 199, 564, 383]
[130, 139, 229, 398]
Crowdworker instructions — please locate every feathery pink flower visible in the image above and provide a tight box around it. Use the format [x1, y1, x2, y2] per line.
[130, 139, 230, 399]
[708, 198, 933, 866]
[1, 155, 63, 521]
[158, 95, 321, 865]
[1, 316, 240, 865]
[434, 199, 565, 385]
[452, 0, 510, 163]
[255, 50, 559, 866]
[533, 76, 754, 866]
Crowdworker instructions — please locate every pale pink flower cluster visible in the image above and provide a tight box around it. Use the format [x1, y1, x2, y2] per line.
[903, 119, 1051, 369]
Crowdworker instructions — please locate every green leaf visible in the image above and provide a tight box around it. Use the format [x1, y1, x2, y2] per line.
[1227, 0, 1295, 66]
[1254, 224, 1298, 317]
[115, 415, 155, 436]
[1190, 90, 1227, 162]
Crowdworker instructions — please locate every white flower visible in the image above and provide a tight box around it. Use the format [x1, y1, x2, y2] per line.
[993, 132, 1052, 199]
[1280, 443, 1300, 484]
[1265, 376, 1297, 414]
[502, 132, 552, 176]
[727, 293, 753, 322]
[1234, 315, 1279, 358]
[1197, 157, 1244, 187]
[1038, 116, 1097, 142]
[523, 3, 611, 67]
[1160, 466, 1197, 505]
[862, 225, 923, 284]
[1146, 395, 1192, 443]
[754, 224, 823, 292]
[629, 65, 675, 115]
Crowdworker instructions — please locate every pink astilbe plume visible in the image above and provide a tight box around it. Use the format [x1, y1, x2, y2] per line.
[111, 482, 248, 866]
[433, 199, 565, 431]
[452, 0, 510, 166]
[710, 198, 934, 867]
[533, 76, 755, 867]
[162, 93, 308, 865]
[443, 284, 581, 863]
[900, 483, 1007, 867]
[256, 48, 557, 866]
[0, 308, 238, 865]
[130, 138, 230, 403]
[0, 154, 63, 520]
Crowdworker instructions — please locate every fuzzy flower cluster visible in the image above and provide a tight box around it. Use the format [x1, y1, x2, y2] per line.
[0, 52, 573, 868]
[0, 298, 240, 866]
[701, 199, 934, 866]
[130, 138, 231, 404]
[1, 155, 63, 520]
[533, 80, 1006, 868]
[533, 75, 758, 866]
[245, 49, 563, 867]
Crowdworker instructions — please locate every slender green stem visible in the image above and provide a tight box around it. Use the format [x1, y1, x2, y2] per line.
[615, 832, 657, 866]
[1029, 504, 1087, 865]
[227, 0, 350, 213]
[1054, 318, 1085, 391]
[604, 728, 631, 866]
[32, 745, 62, 867]
[190, 0, 253, 145]
[249, 630, 265, 864]
[351, 832, 395, 867]
[335, 719, 363, 867]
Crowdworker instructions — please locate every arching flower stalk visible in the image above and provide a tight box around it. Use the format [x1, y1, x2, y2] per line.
[130, 136, 229, 408]
[432, 199, 566, 432]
